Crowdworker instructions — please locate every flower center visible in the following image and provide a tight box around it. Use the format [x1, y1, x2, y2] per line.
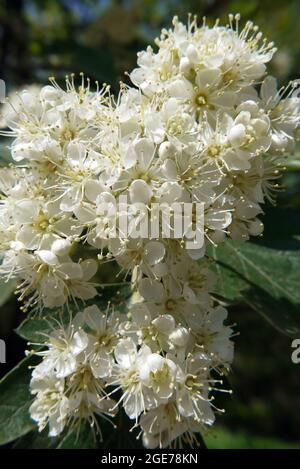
[165, 298, 177, 311]
[195, 91, 208, 107]
[207, 144, 222, 157]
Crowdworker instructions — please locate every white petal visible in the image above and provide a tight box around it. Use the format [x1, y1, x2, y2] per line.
[228, 124, 246, 147]
[67, 142, 86, 164]
[261, 76, 278, 103]
[90, 351, 112, 378]
[71, 329, 89, 355]
[114, 338, 136, 368]
[134, 138, 155, 172]
[73, 204, 95, 223]
[51, 239, 71, 257]
[59, 262, 82, 279]
[152, 315, 175, 333]
[17, 226, 40, 250]
[80, 259, 98, 280]
[129, 179, 153, 204]
[138, 278, 164, 301]
[186, 44, 199, 63]
[85, 180, 106, 203]
[73, 284, 97, 300]
[36, 250, 58, 265]
[14, 200, 39, 224]
[169, 327, 189, 347]
[144, 241, 165, 265]
[208, 306, 227, 332]
[161, 159, 178, 179]
[130, 303, 151, 326]
[83, 305, 105, 331]
[196, 68, 221, 88]
[167, 78, 193, 99]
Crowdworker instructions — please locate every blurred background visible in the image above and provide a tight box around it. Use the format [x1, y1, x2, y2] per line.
[0, 0, 300, 449]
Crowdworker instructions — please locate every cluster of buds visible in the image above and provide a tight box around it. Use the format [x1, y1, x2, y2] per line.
[0, 14, 299, 447]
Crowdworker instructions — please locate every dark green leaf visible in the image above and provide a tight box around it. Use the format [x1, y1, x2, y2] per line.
[0, 354, 39, 445]
[204, 425, 300, 449]
[13, 430, 58, 449]
[210, 239, 300, 337]
[56, 423, 101, 449]
[0, 278, 16, 307]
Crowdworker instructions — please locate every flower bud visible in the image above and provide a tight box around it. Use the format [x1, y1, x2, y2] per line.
[52, 239, 71, 257]
[179, 57, 192, 74]
[169, 326, 189, 347]
[186, 44, 199, 63]
[158, 141, 175, 159]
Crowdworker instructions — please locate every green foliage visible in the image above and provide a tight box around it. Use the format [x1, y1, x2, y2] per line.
[210, 237, 300, 337]
[0, 355, 39, 445]
[13, 423, 100, 449]
[0, 278, 16, 308]
[205, 426, 300, 449]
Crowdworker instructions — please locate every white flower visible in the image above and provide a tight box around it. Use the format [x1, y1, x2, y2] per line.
[74, 192, 117, 248]
[66, 363, 117, 432]
[33, 312, 88, 378]
[175, 353, 216, 424]
[139, 353, 177, 404]
[260, 76, 300, 154]
[185, 305, 234, 367]
[83, 304, 120, 378]
[144, 98, 196, 145]
[2, 12, 299, 448]
[59, 142, 105, 212]
[0, 85, 41, 129]
[130, 15, 276, 101]
[170, 256, 216, 307]
[128, 301, 189, 353]
[109, 338, 152, 420]
[167, 69, 236, 117]
[228, 199, 263, 242]
[14, 198, 81, 250]
[30, 373, 69, 436]
[111, 239, 165, 283]
[114, 137, 158, 204]
[16, 251, 98, 309]
[139, 402, 199, 449]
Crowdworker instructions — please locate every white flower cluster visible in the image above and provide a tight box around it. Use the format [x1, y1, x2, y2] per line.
[0, 14, 299, 447]
[29, 298, 233, 447]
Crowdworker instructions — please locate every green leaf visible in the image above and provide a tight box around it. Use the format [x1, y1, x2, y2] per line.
[71, 46, 117, 86]
[0, 354, 39, 445]
[0, 278, 16, 307]
[13, 430, 58, 449]
[283, 159, 300, 170]
[204, 425, 300, 449]
[0, 139, 12, 166]
[16, 308, 62, 343]
[15, 423, 98, 449]
[210, 239, 300, 337]
[56, 427, 97, 449]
